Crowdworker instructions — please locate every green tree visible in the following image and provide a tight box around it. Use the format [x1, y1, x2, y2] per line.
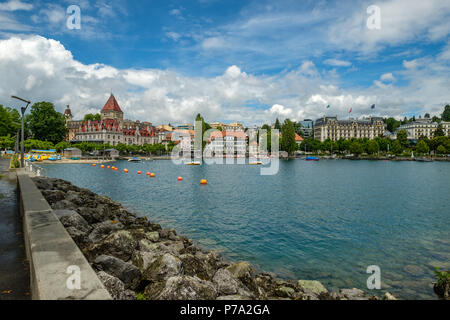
[0, 135, 15, 150]
[195, 113, 209, 150]
[415, 139, 430, 154]
[83, 113, 101, 121]
[441, 104, 450, 121]
[434, 124, 445, 137]
[0, 105, 21, 136]
[24, 139, 54, 151]
[397, 130, 408, 147]
[436, 145, 446, 155]
[386, 117, 401, 133]
[27, 102, 67, 144]
[367, 140, 380, 155]
[293, 122, 304, 136]
[349, 141, 364, 156]
[280, 119, 297, 155]
[391, 140, 403, 155]
[55, 141, 71, 153]
[274, 118, 281, 130]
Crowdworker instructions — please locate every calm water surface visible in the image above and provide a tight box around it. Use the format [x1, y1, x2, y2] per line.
[42, 159, 450, 299]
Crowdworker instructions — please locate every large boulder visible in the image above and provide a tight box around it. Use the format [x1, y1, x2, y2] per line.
[151, 276, 217, 300]
[52, 200, 77, 210]
[297, 280, 328, 296]
[226, 262, 256, 292]
[142, 253, 182, 282]
[213, 268, 252, 297]
[93, 255, 141, 290]
[339, 288, 369, 300]
[97, 271, 137, 300]
[87, 230, 137, 262]
[41, 190, 66, 204]
[76, 207, 104, 224]
[179, 254, 214, 280]
[88, 220, 124, 243]
[54, 210, 91, 234]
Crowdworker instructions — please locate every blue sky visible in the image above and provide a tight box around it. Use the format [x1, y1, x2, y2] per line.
[1, 0, 450, 125]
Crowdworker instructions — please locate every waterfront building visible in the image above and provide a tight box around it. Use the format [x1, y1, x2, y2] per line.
[222, 122, 244, 132]
[67, 94, 156, 146]
[295, 133, 304, 147]
[208, 131, 247, 156]
[299, 119, 314, 138]
[210, 122, 224, 129]
[314, 116, 386, 142]
[156, 124, 173, 132]
[393, 118, 450, 140]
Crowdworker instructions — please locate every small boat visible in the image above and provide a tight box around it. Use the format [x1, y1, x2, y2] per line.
[186, 161, 201, 166]
[128, 157, 141, 162]
[305, 156, 320, 161]
[249, 161, 263, 165]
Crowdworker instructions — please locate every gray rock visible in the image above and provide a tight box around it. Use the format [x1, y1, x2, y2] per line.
[226, 262, 256, 292]
[154, 276, 217, 300]
[94, 255, 141, 290]
[382, 292, 397, 300]
[88, 220, 124, 243]
[179, 254, 214, 280]
[52, 200, 77, 210]
[143, 253, 182, 282]
[339, 288, 369, 300]
[297, 280, 328, 295]
[97, 271, 136, 300]
[54, 210, 91, 234]
[41, 190, 66, 204]
[87, 230, 137, 262]
[77, 207, 105, 224]
[213, 268, 252, 297]
[146, 231, 160, 242]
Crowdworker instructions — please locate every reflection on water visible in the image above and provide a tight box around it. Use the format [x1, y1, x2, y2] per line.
[43, 159, 450, 299]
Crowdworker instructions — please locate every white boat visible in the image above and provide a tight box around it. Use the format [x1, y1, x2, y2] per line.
[186, 161, 201, 166]
[249, 161, 263, 165]
[128, 157, 141, 162]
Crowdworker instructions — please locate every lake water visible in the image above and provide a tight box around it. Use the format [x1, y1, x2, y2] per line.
[41, 159, 450, 299]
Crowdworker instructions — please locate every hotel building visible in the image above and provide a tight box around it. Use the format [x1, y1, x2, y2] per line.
[314, 116, 386, 142]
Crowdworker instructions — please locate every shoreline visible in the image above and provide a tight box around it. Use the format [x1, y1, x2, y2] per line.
[30, 175, 399, 300]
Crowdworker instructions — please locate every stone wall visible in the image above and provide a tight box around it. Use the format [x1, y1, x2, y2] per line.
[17, 172, 112, 300]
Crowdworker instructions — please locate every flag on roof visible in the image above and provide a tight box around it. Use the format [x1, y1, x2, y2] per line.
[326, 105, 330, 109]
[371, 104, 376, 109]
[349, 108, 352, 113]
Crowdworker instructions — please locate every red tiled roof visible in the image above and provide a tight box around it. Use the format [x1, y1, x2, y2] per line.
[295, 133, 304, 141]
[101, 94, 123, 113]
[210, 131, 247, 139]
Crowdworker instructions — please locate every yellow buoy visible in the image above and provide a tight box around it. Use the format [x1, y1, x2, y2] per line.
[150, 173, 155, 178]
[200, 179, 207, 185]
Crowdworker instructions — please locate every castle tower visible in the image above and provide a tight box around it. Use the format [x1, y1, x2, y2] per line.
[101, 94, 124, 125]
[64, 105, 73, 123]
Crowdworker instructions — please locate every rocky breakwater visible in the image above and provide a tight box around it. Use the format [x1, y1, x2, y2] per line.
[32, 177, 396, 301]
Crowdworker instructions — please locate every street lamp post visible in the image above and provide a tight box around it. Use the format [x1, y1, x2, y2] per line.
[11, 96, 31, 168]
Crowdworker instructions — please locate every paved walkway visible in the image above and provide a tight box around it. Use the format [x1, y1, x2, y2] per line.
[0, 159, 30, 300]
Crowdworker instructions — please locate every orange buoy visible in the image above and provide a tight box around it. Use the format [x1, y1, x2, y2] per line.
[146, 172, 150, 176]
[137, 171, 142, 175]
[101, 165, 105, 168]
[200, 179, 207, 185]
[124, 169, 129, 173]
[114, 168, 118, 171]
[92, 164, 97, 167]
[178, 177, 183, 181]
[107, 166, 110, 169]
[150, 173, 155, 178]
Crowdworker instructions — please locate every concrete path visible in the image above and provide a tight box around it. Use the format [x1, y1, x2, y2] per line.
[0, 159, 30, 300]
